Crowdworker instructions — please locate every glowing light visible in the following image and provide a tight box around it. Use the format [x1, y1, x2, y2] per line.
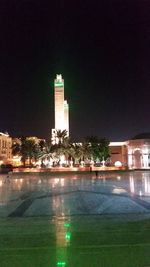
[130, 176, 135, 193]
[112, 188, 126, 194]
[54, 178, 59, 184]
[57, 262, 66, 266]
[60, 178, 64, 186]
[65, 232, 71, 240]
[114, 161, 122, 167]
[55, 74, 64, 87]
[109, 141, 126, 146]
[0, 132, 9, 137]
[134, 148, 140, 152]
[55, 82, 63, 87]
[64, 223, 70, 228]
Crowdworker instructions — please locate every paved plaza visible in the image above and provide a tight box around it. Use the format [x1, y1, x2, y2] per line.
[0, 171, 150, 219]
[0, 171, 150, 267]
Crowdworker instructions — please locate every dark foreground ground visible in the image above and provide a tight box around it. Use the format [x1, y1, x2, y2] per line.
[0, 215, 150, 267]
[0, 171, 150, 266]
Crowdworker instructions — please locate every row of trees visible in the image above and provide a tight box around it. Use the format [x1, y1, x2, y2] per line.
[12, 130, 110, 167]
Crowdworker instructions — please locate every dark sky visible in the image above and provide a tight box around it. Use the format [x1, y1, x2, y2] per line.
[0, 0, 150, 141]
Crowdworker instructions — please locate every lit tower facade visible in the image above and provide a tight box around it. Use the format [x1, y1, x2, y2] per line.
[54, 74, 65, 130]
[51, 74, 69, 143]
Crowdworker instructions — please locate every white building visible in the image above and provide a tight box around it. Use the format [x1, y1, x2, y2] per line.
[109, 133, 150, 169]
[0, 132, 12, 164]
[127, 134, 150, 169]
[52, 74, 69, 143]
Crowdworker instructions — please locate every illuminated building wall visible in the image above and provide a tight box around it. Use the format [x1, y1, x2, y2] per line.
[54, 74, 65, 131]
[109, 142, 128, 166]
[127, 139, 150, 169]
[0, 132, 12, 164]
[109, 138, 150, 169]
[64, 100, 69, 133]
[52, 74, 69, 143]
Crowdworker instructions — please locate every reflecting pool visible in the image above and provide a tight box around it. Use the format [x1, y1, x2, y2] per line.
[1, 171, 150, 218]
[0, 171, 150, 267]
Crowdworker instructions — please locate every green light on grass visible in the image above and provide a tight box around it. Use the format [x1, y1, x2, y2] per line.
[64, 223, 70, 228]
[65, 232, 71, 240]
[57, 261, 66, 266]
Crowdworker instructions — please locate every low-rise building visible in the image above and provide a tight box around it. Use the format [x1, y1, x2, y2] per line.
[109, 133, 150, 169]
[109, 142, 128, 166]
[127, 134, 150, 169]
[0, 132, 12, 164]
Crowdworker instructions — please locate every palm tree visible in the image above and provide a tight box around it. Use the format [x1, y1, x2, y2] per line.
[55, 129, 68, 144]
[70, 143, 90, 165]
[38, 140, 53, 167]
[12, 137, 40, 167]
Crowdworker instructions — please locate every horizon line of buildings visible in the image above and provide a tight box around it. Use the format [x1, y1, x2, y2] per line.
[0, 131, 150, 169]
[1, 74, 150, 169]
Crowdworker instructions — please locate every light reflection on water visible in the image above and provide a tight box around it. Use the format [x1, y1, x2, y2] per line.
[1, 171, 150, 266]
[1, 171, 150, 204]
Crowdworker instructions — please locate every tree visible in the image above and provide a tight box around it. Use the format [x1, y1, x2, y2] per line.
[85, 136, 110, 163]
[55, 129, 68, 144]
[38, 140, 53, 167]
[70, 142, 90, 165]
[12, 137, 40, 167]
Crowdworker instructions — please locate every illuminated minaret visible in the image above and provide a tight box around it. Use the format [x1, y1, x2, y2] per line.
[64, 100, 69, 133]
[54, 74, 65, 131]
[52, 74, 69, 143]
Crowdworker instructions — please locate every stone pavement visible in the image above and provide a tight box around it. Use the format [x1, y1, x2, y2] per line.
[0, 171, 150, 220]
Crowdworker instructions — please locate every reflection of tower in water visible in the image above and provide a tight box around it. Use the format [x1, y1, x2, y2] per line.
[52, 192, 71, 267]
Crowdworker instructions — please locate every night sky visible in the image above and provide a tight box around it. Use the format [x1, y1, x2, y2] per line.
[0, 0, 150, 141]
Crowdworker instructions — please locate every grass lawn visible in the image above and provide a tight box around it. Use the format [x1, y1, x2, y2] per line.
[0, 216, 150, 267]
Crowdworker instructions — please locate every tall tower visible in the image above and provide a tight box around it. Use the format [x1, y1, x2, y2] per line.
[51, 74, 69, 143]
[64, 100, 69, 133]
[54, 74, 65, 131]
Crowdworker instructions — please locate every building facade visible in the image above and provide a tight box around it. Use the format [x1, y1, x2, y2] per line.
[0, 132, 12, 164]
[109, 134, 150, 169]
[127, 139, 150, 169]
[109, 142, 128, 166]
[52, 74, 69, 143]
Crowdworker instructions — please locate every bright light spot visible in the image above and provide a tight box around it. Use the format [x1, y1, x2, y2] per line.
[54, 178, 59, 184]
[139, 190, 142, 196]
[64, 223, 70, 228]
[117, 176, 121, 180]
[134, 148, 140, 152]
[57, 262, 66, 266]
[114, 161, 122, 167]
[130, 176, 135, 193]
[60, 178, 64, 186]
[65, 232, 71, 240]
[0, 180, 2, 187]
[112, 188, 126, 194]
